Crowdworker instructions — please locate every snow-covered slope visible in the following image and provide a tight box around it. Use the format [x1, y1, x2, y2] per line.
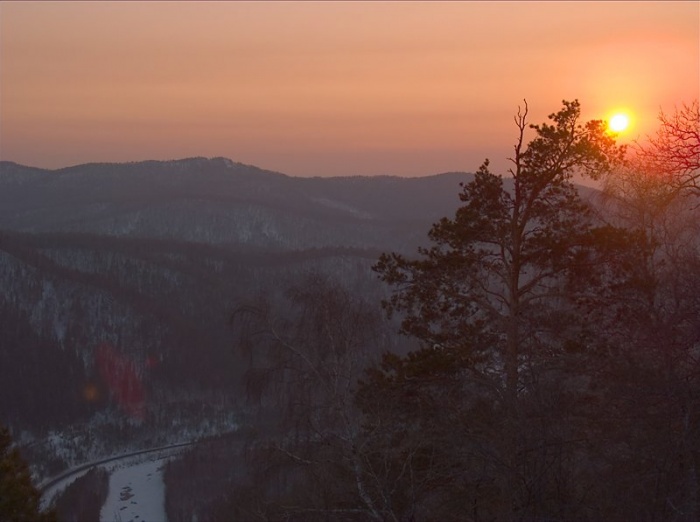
[100, 458, 168, 522]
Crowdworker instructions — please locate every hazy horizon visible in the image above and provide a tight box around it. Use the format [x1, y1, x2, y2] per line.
[1, 154, 472, 176]
[1, 1, 697, 178]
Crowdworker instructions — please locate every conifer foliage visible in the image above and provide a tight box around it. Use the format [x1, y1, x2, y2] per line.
[365, 100, 634, 519]
[374, 100, 625, 410]
[0, 426, 55, 522]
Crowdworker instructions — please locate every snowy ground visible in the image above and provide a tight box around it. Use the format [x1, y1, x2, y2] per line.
[40, 443, 191, 512]
[100, 457, 169, 522]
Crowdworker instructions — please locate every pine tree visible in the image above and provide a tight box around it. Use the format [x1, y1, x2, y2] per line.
[375, 99, 624, 414]
[370, 100, 629, 518]
[0, 426, 56, 522]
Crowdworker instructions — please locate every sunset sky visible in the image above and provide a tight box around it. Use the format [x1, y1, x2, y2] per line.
[1, 1, 698, 177]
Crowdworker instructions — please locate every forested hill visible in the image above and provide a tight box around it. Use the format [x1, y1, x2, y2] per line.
[0, 158, 608, 437]
[0, 157, 471, 251]
[0, 157, 472, 437]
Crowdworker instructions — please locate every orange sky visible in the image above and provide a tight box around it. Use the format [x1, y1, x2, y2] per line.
[1, 1, 698, 177]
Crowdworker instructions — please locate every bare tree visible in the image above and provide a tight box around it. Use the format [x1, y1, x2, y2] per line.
[229, 272, 393, 521]
[600, 104, 700, 521]
[634, 100, 700, 196]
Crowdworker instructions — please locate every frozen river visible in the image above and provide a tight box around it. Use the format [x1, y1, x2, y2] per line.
[100, 458, 169, 522]
[41, 445, 191, 522]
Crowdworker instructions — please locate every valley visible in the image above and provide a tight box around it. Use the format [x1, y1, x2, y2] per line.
[0, 157, 469, 517]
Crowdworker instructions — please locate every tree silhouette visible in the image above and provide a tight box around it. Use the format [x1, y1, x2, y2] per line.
[600, 106, 700, 521]
[227, 273, 390, 521]
[0, 426, 55, 522]
[371, 99, 630, 518]
[375, 99, 624, 411]
[635, 100, 700, 196]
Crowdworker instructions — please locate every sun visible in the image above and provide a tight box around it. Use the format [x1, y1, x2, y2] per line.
[608, 113, 630, 133]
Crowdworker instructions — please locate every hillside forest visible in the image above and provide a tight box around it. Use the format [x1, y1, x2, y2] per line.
[1, 99, 699, 522]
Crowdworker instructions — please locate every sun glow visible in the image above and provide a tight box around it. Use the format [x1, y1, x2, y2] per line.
[608, 112, 631, 133]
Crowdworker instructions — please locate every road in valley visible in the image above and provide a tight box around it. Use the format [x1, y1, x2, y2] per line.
[39, 442, 195, 512]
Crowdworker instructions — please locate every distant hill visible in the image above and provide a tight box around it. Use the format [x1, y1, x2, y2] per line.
[0, 157, 474, 433]
[0, 157, 472, 252]
[0, 156, 612, 481]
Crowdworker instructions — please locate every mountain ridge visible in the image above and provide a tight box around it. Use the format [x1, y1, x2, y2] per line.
[0, 157, 474, 251]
